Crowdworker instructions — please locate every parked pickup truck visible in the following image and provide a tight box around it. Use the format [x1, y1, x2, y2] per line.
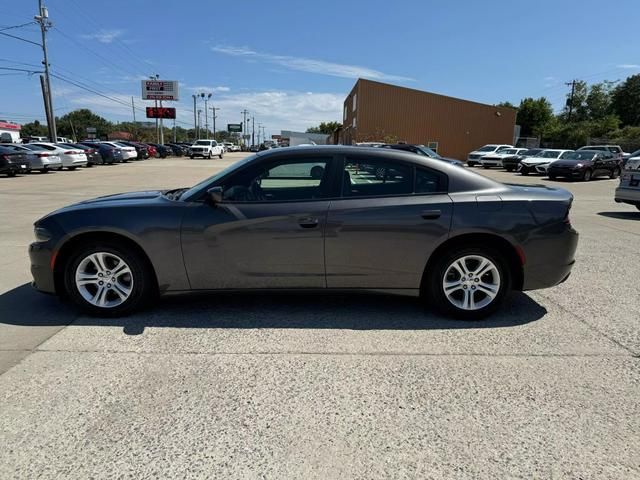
[189, 139, 224, 159]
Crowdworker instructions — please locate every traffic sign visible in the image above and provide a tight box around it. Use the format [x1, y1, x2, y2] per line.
[228, 123, 242, 132]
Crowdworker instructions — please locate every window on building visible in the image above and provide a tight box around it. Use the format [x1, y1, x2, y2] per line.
[427, 142, 438, 153]
[352, 93, 357, 112]
[352, 117, 356, 128]
[343, 105, 347, 121]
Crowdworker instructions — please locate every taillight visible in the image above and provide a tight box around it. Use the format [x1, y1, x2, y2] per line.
[36, 153, 50, 158]
[64, 151, 73, 154]
[1, 155, 10, 161]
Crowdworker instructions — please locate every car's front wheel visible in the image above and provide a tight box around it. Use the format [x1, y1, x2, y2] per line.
[582, 169, 592, 181]
[425, 246, 510, 319]
[611, 167, 621, 179]
[63, 242, 154, 316]
[219, 151, 224, 159]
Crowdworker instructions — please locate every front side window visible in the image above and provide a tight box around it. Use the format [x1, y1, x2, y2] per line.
[343, 158, 412, 197]
[222, 158, 331, 202]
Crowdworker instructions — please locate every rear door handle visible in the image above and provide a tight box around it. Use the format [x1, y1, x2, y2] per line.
[421, 209, 442, 220]
[298, 217, 319, 228]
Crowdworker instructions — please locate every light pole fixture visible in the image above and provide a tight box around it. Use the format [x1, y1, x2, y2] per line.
[192, 94, 197, 141]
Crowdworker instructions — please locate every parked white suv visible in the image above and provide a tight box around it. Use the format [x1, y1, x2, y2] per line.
[467, 144, 513, 166]
[190, 139, 224, 159]
[479, 147, 529, 169]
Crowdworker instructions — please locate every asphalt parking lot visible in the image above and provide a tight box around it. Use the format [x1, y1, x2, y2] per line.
[1, 154, 639, 478]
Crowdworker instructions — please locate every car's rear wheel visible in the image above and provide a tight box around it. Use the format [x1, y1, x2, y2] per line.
[548, 174, 556, 180]
[63, 242, 154, 316]
[505, 166, 513, 172]
[219, 151, 224, 159]
[425, 246, 510, 320]
[611, 167, 621, 179]
[582, 169, 592, 181]
[7, 171, 16, 177]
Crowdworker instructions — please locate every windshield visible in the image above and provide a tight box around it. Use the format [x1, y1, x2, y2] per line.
[625, 159, 640, 170]
[415, 146, 438, 157]
[560, 151, 595, 160]
[476, 145, 498, 152]
[195, 140, 212, 145]
[180, 155, 257, 200]
[501, 148, 518, 154]
[536, 150, 564, 159]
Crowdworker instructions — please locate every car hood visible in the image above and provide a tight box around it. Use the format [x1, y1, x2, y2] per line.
[520, 156, 554, 165]
[550, 160, 590, 168]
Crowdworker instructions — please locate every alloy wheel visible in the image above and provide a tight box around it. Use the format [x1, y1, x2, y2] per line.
[442, 255, 501, 311]
[75, 252, 134, 308]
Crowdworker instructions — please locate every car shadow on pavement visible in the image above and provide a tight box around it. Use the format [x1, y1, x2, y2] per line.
[597, 211, 640, 220]
[0, 283, 547, 335]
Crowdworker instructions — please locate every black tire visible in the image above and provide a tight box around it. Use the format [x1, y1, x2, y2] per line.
[636, 205, 640, 211]
[189, 155, 193, 159]
[548, 174, 556, 180]
[582, 169, 592, 182]
[610, 167, 620, 179]
[424, 245, 511, 320]
[63, 241, 155, 317]
[68, 167, 76, 171]
[219, 152, 224, 159]
[7, 171, 17, 177]
[207, 152, 211, 159]
[505, 167, 513, 172]
[483, 165, 490, 169]
[41, 168, 49, 174]
[467, 161, 476, 167]
[521, 169, 529, 176]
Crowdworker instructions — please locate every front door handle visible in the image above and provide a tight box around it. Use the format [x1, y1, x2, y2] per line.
[421, 209, 442, 220]
[298, 217, 319, 228]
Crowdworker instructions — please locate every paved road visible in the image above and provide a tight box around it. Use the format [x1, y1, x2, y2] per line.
[1, 154, 639, 479]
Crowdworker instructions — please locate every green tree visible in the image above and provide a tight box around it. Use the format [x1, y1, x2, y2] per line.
[55, 109, 113, 140]
[516, 97, 554, 136]
[306, 121, 341, 134]
[563, 80, 589, 122]
[20, 120, 48, 137]
[585, 81, 616, 120]
[496, 101, 517, 109]
[611, 74, 640, 126]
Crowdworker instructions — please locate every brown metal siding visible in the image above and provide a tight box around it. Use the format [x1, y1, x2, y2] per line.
[352, 79, 517, 160]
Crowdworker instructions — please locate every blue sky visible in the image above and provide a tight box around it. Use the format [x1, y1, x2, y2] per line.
[1, 0, 639, 136]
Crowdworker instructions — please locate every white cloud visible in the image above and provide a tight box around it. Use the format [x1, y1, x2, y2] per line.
[187, 85, 231, 93]
[80, 29, 124, 44]
[211, 45, 415, 82]
[52, 84, 344, 133]
[617, 64, 640, 69]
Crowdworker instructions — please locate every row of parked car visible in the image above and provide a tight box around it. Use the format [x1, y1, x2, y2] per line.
[465, 143, 637, 181]
[0, 139, 242, 176]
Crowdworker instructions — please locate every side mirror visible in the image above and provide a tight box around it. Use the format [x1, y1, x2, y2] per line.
[207, 186, 223, 205]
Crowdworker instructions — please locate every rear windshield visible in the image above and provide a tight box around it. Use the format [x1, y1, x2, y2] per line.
[477, 145, 497, 152]
[624, 159, 640, 171]
[537, 150, 564, 158]
[195, 140, 212, 145]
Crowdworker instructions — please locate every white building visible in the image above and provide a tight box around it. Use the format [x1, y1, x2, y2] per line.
[0, 120, 21, 143]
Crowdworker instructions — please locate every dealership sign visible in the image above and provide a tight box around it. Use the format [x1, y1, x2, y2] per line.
[227, 123, 242, 132]
[141, 80, 179, 101]
[146, 107, 176, 119]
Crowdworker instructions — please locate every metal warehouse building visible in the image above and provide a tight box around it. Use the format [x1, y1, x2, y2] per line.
[336, 79, 517, 161]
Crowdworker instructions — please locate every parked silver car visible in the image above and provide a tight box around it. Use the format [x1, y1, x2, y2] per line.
[8, 144, 63, 172]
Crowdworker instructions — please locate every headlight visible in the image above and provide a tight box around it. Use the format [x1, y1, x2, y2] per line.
[574, 163, 584, 168]
[34, 226, 52, 242]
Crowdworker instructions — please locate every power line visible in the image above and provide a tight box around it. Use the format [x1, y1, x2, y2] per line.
[0, 22, 37, 32]
[0, 30, 41, 46]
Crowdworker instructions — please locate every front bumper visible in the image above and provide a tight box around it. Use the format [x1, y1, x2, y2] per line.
[615, 186, 640, 206]
[29, 241, 56, 293]
[548, 167, 583, 179]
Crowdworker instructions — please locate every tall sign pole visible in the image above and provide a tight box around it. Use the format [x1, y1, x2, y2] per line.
[36, 0, 56, 142]
[241, 109, 249, 148]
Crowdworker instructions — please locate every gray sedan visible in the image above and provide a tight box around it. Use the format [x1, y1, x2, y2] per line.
[29, 146, 578, 319]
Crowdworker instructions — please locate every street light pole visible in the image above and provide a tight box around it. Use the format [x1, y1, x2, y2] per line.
[240, 109, 249, 148]
[192, 94, 197, 141]
[35, 0, 56, 142]
[252, 116, 255, 147]
[197, 109, 202, 139]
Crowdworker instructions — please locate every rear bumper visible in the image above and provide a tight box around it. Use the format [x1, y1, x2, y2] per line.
[29, 242, 56, 293]
[522, 224, 579, 291]
[615, 187, 640, 206]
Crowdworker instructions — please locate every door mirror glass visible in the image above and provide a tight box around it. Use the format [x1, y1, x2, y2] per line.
[207, 186, 223, 205]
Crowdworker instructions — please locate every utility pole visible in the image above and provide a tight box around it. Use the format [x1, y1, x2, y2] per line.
[252, 116, 255, 146]
[201, 93, 211, 138]
[131, 96, 136, 123]
[197, 109, 202, 139]
[241, 109, 249, 148]
[565, 80, 577, 122]
[210, 107, 220, 139]
[39, 75, 52, 139]
[261, 125, 266, 144]
[258, 123, 262, 145]
[159, 99, 164, 144]
[36, 0, 56, 142]
[173, 117, 176, 143]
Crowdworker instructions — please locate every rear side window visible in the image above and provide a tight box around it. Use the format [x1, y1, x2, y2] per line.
[607, 146, 621, 154]
[416, 167, 447, 194]
[343, 158, 413, 197]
